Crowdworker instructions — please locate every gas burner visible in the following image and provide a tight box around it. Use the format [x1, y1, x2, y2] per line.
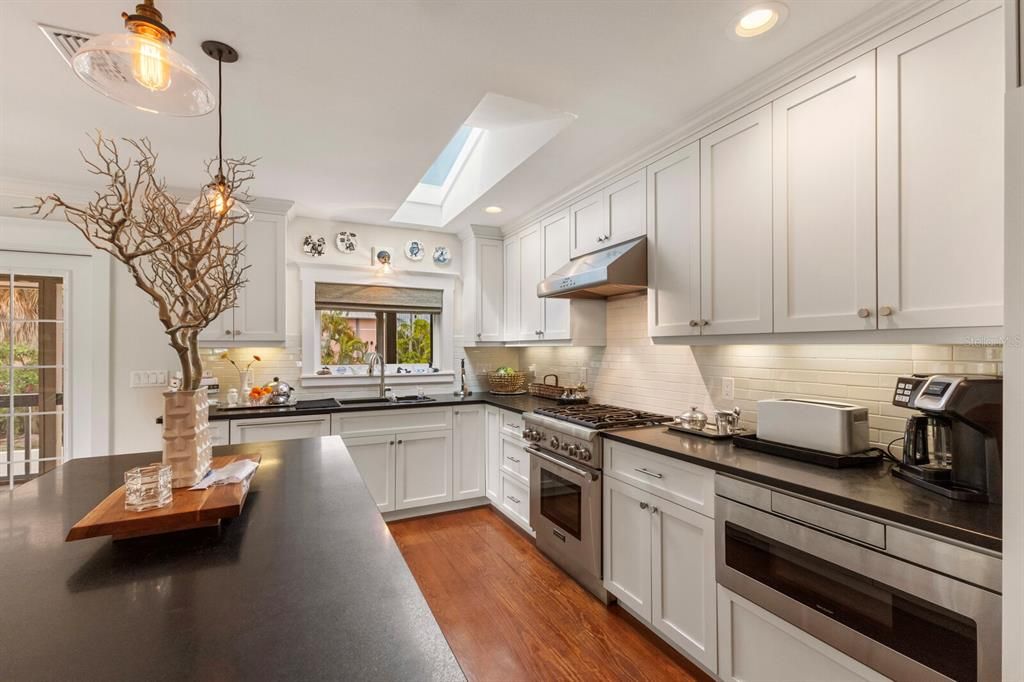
[534, 403, 674, 430]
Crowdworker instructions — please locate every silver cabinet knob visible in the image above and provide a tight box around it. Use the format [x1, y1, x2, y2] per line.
[857, 307, 871, 318]
[879, 305, 894, 316]
[476, 332, 482, 338]
[689, 320, 699, 327]
[699, 319, 709, 327]
[639, 501, 649, 510]
[650, 506, 658, 515]
[225, 330, 233, 336]
[234, 329, 241, 335]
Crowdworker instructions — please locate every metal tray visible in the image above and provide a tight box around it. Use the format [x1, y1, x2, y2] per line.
[732, 434, 883, 469]
[665, 423, 748, 440]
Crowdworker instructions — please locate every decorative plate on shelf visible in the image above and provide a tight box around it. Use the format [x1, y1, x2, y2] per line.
[335, 231, 358, 254]
[432, 245, 451, 266]
[405, 239, 425, 261]
[302, 235, 326, 257]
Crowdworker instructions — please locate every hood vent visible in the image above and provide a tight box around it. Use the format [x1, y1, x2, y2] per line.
[39, 24, 128, 84]
[537, 237, 648, 299]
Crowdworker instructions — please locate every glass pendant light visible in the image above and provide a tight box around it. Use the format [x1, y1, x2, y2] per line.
[188, 41, 252, 221]
[72, 0, 214, 116]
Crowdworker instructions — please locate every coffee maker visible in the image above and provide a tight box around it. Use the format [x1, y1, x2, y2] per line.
[891, 374, 1002, 502]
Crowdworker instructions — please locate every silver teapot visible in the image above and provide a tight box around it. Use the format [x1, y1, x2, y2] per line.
[265, 377, 294, 405]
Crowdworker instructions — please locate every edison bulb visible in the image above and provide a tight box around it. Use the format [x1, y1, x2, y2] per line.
[132, 35, 171, 91]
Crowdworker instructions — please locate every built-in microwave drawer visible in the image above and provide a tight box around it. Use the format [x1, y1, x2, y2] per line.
[605, 440, 715, 517]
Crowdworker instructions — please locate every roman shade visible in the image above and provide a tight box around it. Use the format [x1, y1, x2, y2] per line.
[314, 283, 443, 314]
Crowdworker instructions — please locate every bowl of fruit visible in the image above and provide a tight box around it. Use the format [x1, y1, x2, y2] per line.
[247, 385, 274, 406]
[487, 366, 527, 395]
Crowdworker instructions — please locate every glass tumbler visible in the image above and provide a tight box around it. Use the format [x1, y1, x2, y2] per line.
[124, 464, 173, 512]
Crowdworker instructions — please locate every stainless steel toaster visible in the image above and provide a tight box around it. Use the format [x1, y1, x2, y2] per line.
[756, 399, 869, 455]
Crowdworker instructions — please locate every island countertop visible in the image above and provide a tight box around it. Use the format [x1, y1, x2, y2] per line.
[0, 436, 465, 681]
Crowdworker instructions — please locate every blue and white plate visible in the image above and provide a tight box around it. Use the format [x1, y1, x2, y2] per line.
[405, 240, 425, 261]
[432, 245, 451, 265]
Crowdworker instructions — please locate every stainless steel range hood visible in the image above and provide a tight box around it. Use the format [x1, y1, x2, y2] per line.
[537, 237, 647, 299]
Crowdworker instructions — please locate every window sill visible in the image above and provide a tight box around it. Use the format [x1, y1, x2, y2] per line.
[300, 372, 455, 388]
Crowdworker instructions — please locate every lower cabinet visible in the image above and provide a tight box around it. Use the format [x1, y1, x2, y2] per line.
[453, 406, 485, 500]
[209, 420, 230, 446]
[344, 434, 396, 512]
[228, 414, 331, 444]
[717, 586, 890, 682]
[499, 472, 530, 529]
[395, 429, 453, 510]
[603, 473, 718, 673]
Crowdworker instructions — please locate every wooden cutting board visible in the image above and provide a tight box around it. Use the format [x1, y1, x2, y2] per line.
[66, 453, 261, 541]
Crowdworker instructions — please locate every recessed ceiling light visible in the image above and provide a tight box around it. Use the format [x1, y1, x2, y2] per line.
[733, 3, 787, 38]
[484, 206, 503, 214]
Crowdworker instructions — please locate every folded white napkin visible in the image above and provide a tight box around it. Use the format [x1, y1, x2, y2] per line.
[190, 459, 259, 490]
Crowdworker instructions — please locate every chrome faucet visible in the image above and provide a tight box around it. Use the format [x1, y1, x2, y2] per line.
[365, 350, 388, 399]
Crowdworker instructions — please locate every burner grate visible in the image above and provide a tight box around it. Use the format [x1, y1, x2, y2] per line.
[535, 403, 673, 430]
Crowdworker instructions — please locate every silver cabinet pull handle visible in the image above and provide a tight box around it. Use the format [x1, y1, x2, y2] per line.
[507, 495, 521, 504]
[635, 467, 663, 479]
[879, 305, 894, 316]
[552, 528, 567, 542]
[699, 319, 709, 327]
[857, 307, 871, 318]
[650, 506, 659, 515]
[508, 456, 520, 464]
[689, 320, 699, 327]
[225, 330, 233, 335]
[640, 501, 649, 510]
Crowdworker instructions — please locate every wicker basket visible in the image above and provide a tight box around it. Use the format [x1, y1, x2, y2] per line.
[528, 374, 564, 399]
[487, 371, 527, 394]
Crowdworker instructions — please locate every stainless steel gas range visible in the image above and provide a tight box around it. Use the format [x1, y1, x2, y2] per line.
[522, 404, 673, 602]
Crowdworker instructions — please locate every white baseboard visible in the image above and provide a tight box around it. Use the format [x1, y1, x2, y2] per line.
[382, 497, 489, 522]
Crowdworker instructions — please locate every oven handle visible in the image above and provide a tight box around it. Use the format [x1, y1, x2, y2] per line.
[525, 446, 596, 481]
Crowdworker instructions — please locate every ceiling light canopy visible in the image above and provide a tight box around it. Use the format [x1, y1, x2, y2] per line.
[71, 0, 214, 116]
[733, 3, 788, 38]
[484, 206, 503, 214]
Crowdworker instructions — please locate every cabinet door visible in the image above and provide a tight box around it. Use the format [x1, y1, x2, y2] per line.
[452, 406, 485, 500]
[518, 224, 544, 340]
[603, 476, 653, 620]
[228, 415, 331, 444]
[569, 191, 608, 258]
[717, 587, 890, 682]
[233, 212, 286, 342]
[345, 433, 396, 512]
[647, 143, 701, 337]
[208, 420, 230, 446]
[541, 210, 571, 340]
[773, 53, 877, 332]
[606, 170, 646, 245]
[395, 429, 453, 510]
[503, 238, 521, 341]
[484, 406, 501, 502]
[476, 239, 505, 342]
[198, 225, 238, 343]
[700, 105, 773, 335]
[877, 2, 1004, 329]
[652, 498, 717, 672]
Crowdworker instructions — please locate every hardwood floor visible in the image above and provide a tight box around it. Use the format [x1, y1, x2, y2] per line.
[389, 506, 712, 682]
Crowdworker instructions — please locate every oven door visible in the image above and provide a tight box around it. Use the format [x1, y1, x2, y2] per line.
[716, 495, 1000, 682]
[527, 446, 602, 580]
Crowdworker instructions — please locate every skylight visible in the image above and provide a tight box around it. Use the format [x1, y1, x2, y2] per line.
[420, 125, 476, 186]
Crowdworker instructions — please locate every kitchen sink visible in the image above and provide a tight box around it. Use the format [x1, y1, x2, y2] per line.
[393, 395, 436, 403]
[337, 397, 393, 406]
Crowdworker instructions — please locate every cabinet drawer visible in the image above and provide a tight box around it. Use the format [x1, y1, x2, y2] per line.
[499, 473, 530, 529]
[605, 441, 715, 517]
[332, 407, 452, 437]
[499, 435, 529, 483]
[499, 409, 526, 440]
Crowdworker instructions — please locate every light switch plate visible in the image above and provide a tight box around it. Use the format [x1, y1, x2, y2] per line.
[130, 370, 169, 388]
[722, 376, 735, 400]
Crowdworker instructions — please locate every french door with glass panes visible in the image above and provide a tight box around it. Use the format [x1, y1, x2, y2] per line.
[0, 267, 66, 487]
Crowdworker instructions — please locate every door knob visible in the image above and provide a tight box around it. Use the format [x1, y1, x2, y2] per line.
[879, 305, 894, 317]
[857, 307, 871, 318]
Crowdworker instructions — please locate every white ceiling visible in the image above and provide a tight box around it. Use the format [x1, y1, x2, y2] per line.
[0, 0, 887, 231]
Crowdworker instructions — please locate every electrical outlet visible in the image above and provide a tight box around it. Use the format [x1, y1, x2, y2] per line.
[130, 370, 169, 388]
[722, 376, 735, 400]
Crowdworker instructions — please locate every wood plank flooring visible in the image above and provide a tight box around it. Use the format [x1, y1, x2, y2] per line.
[389, 506, 712, 682]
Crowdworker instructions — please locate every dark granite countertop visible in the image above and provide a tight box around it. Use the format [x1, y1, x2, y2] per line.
[0, 437, 465, 681]
[160, 392, 560, 423]
[603, 427, 1002, 553]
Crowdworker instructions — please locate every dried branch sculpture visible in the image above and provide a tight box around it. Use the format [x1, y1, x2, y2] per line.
[24, 133, 255, 390]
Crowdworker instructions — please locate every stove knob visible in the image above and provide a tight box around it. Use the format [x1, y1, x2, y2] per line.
[522, 428, 531, 440]
[580, 448, 592, 461]
[550, 436, 560, 450]
[567, 444, 579, 458]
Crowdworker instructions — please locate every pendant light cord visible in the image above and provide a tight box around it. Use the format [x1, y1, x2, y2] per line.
[217, 54, 224, 179]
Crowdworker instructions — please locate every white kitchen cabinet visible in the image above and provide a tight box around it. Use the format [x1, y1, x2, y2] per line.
[518, 223, 544, 340]
[209, 420, 230, 446]
[452, 405, 485, 500]
[540, 210, 571, 340]
[345, 433, 396, 512]
[200, 210, 287, 345]
[503, 237, 521, 341]
[228, 414, 330, 444]
[652, 496, 717, 671]
[773, 53, 877, 333]
[699, 105, 773, 335]
[603, 475, 653, 619]
[331, 407, 452, 437]
[395, 429, 453, 510]
[646, 143, 701, 337]
[717, 586, 890, 682]
[499, 434, 529, 484]
[484, 405, 501, 502]
[877, 2, 1004, 329]
[569, 190, 606, 258]
[461, 227, 504, 344]
[499, 472, 531, 531]
[605, 170, 646, 246]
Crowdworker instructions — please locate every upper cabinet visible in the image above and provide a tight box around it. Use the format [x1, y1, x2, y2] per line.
[518, 223, 545, 340]
[199, 210, 287, 346]
[877, 1, 1004, 329]
[647, 143, 701, 338]
[772, 53, 877, 333]
[503, 236, 521, 341]
[699, 105, 774, 336]
[541, 210, 571, 340]
[460, 227, 504, 344]
[570, 170, 647, 258]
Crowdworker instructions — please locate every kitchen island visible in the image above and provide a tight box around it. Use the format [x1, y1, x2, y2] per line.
[0, 436, 465, 681]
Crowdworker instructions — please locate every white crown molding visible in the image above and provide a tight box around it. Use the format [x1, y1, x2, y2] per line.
[458, 224, 504, 240]
[502, 0, 956, 236]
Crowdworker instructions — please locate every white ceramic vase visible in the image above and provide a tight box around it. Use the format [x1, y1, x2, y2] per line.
[162, 387, 212, 488]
